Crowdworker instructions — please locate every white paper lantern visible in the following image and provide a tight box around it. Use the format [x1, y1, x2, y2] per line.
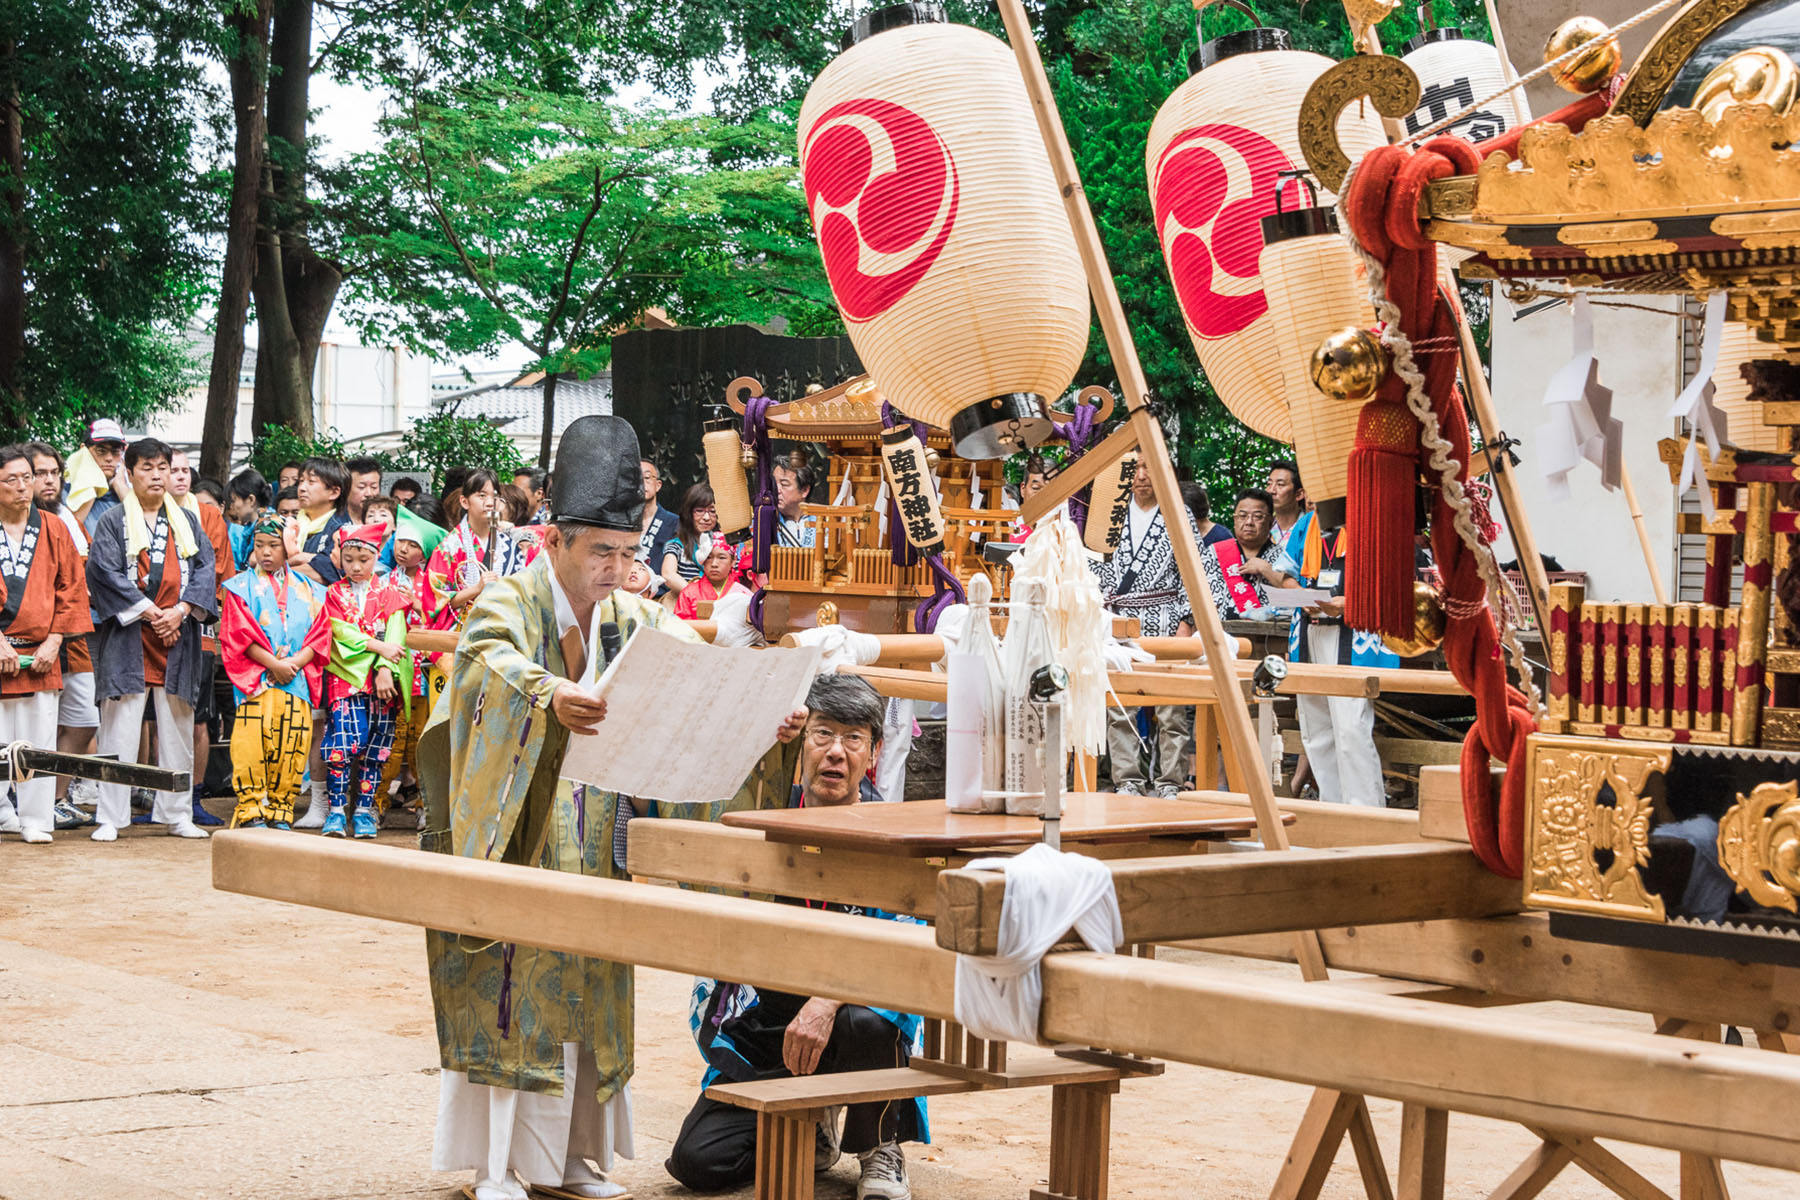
[1259, 204, 1374, 509]
[1147, 27, 1387, 442]
[1399, 28, 1530, 146]
[798, 4, 1089, 459]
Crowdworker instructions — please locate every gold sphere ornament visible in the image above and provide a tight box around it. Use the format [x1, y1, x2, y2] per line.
[924, 448, 941, 470]
[1545, 16, 1621, 94]
[1309, 327, 1389, 403]
[1694, 46, 1800, 123]
[1381, 583, 1448, 657]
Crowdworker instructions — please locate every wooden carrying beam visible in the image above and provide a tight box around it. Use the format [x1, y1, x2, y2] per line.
[1179, 915, 1800, 1033]
[1178, 791, 1426, 848]
[212, 833, 1800, 1172]
[933, 844, 1522, 955]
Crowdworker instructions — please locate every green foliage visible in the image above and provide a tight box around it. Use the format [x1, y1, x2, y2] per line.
[388, 413, 528, 491]
[3, 0, 214, 431]
[247, 424, 354, 483]
[333, 83, 834, 458]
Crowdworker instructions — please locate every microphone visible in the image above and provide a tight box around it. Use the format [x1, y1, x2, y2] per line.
[599, 619, 632, 872]
[599, 621, 623, 669]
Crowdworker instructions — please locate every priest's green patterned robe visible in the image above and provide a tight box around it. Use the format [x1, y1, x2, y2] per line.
[418, 556, 799, 1107]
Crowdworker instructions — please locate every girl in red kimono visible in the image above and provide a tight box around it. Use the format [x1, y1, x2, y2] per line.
[315, 522, 408, 839]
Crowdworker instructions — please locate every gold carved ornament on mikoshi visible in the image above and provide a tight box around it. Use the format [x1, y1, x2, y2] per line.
[879, 425, 947, 557]
[1718, 780, 1800, 913]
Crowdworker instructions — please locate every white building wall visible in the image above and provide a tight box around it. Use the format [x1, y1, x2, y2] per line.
[1488, 291, 1682, 603]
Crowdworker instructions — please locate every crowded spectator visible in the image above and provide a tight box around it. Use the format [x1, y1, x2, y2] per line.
[344, 455, 384, 524]
[274, 487, 301, 521]
[1092, 458, 1202, 798]
[674, 536, 750, 620]
[499, 481, 533, 527]
[290, 456, 350, 587]
[662, 483, 721, 597]
[1012, 454, 1050, 542]
[1266, 460, 1307, 556]
[0, 444, 91, 842]
[425, 468, 527, 631]
[1180, 480, 1232, 546]
[275, 461, 302, 492]
[1195, 488, 1279, 622]
[638, 459, 678, 594]
[167, 448, 235, 827]
[86, 438, 216, 841]
[318, 522, 407, 839]
[513, 467, 550, 524]
[389, 476, 423, 506]
[26, 442, 100, 820]
[219, 514, 327, 829]
[67, 418, 130, 532]
[376, 509, 445, 825]
[772, 449, 818, 550]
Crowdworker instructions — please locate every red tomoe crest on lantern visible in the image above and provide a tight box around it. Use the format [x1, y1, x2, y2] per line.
[802, 98, 961, 324]
[1151, 123, 1294, 341]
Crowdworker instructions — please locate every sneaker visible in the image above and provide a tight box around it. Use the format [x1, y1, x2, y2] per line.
[53, 799, 95, 829]
[816, 1105, 843, 1172]
[130, 787, 154, 812]
[321, 809, 347, 838]
[351, 808, 378, 839]
[167, 819, 209, 839]
[1154, 783, 1181, 800]
[272, 820, 292, 831]
[856, 1142, 909, 1200]
[1112, 781, 1146, 797]
[67, 779, 99, 808]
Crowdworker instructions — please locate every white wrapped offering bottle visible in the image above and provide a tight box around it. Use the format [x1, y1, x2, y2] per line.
[948, 573, 1008, 812]
[1002, 576, 1055, 815]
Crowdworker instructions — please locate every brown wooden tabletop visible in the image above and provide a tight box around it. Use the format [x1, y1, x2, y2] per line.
[720, 794, 1287, 857]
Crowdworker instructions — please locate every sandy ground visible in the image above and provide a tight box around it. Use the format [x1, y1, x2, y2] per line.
[2, 819, 1796, 1200]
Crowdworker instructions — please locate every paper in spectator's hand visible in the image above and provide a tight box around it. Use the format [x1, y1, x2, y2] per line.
[1263, 588, 1334, 611]
[560, 625, 822, 804]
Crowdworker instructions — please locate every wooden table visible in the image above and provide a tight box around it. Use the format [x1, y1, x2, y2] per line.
[719, 793, 1281, 857]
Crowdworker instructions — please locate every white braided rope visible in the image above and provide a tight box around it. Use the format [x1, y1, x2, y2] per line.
[1336, 165, 1544, 715]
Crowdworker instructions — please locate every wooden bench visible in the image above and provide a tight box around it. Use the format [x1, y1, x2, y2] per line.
[705, 1018, 1158, 1200]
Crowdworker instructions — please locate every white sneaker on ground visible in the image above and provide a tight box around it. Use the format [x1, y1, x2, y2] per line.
[856, 1142, 910, 1200]
[295, 790, 328, 829]
[67, 779, 99, 807]
[19, 825, 51, 844]
[816, 1105, 843, 1172]
[90, 823, 119, 842]
[167, 819, 209, 839]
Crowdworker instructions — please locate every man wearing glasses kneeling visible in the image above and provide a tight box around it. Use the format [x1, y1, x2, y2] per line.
[667, 674, 921, 1200]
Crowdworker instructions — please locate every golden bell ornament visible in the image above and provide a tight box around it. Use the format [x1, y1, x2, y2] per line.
[1544, 16, 1621, 94]
[1381, 583, 1448, 657]
[740, 444, 758, 471]
[1309, 327, 1389, 403]
[1694, 46, 1800, 123]
[924, 448, 941, 470]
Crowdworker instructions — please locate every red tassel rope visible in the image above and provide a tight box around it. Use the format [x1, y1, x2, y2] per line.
[1343, 139, 1534, 878]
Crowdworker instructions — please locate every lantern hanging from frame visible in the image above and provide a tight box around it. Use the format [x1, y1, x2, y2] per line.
[703, 419, 753, 533]
[1146, 4, 1385, 442]
[1082, 452, 1138, 556]
[1258, 175, 1375, 517]
[798, 4, 1089, 460]
[879, 425, 948, 555]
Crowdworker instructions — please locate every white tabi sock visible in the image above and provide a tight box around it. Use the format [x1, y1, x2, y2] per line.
[560, 1157, 627, 1197]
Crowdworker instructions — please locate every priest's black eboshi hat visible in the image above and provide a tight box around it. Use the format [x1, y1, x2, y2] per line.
[550, 415, 645, 531]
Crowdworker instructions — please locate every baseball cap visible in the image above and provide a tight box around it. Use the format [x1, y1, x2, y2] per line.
[87, 418, 127, 445]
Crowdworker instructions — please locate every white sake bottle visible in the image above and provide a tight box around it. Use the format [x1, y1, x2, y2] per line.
[1002, 576, 1054, 815]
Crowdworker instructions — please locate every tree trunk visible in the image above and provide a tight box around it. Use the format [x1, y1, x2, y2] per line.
[249, 0, 336, 444]
[251, 221, 312, 437]
[200, 0, 273, 484]
[540, 370, 558, 467]
[0, 38, 27, 435]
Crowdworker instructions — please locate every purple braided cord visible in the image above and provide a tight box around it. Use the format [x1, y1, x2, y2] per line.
[1063, 402, 1099, 530]
[497, 941, 515, 1037]
[914, 554, 966, 634]
[743, 395, 776, 633]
